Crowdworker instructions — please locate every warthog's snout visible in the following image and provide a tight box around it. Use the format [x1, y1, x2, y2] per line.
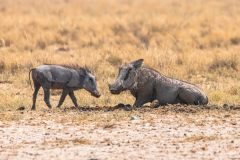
[91, 90, 101, 98]
[109, 83, 122, 94]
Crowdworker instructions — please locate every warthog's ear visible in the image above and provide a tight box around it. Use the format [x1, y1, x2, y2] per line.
[131, 59, 144, 69]
[78, 68, 87, 77]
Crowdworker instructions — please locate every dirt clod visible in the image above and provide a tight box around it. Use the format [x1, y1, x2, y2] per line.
[17, 106, 25, 111]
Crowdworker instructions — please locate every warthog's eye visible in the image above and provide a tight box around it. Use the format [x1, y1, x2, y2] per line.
[124, 68, 132, 80]
[89, 78, 94, 83]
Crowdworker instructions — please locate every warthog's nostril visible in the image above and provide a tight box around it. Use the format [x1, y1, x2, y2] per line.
[91, 90, 101, 98]
[109, 87, 116, 92]
[109, 84, 122, 94]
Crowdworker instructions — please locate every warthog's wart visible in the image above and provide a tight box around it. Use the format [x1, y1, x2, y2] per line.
[109, 59, 208, 107]
[29, 64, 100, 110]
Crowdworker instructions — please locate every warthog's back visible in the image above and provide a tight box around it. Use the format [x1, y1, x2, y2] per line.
[33, 65, 82, 89]
[35, 65, 73, 83]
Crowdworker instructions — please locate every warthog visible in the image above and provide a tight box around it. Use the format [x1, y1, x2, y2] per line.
[29, 64, 100, 110]
[109, 59, 208, 107]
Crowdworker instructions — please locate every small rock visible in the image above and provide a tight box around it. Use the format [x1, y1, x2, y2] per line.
[223, 104, 229, 109]
[131, 115, 140, 120]
[143, 123, 150, 127]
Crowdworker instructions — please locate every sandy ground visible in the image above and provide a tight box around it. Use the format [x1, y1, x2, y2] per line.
[0, 105, 240, 160]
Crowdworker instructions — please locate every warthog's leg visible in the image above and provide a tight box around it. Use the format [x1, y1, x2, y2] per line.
[56, 89, 69, 108]
[133, 87, 153, 108]
[43, 88, 52, 109]
[31, 81, 41, 110]
[133, 95, 151, 108]
[133, 99, 147, 108]
[178, 87, 198, 105]
[132, 87, 154, 108]
[69, 91, 79, 108]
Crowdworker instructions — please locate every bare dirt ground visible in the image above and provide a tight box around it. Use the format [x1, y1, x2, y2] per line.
[0, 105, 240, 160]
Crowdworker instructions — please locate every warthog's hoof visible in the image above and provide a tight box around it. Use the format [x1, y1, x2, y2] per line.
[150, 100, 160, 108]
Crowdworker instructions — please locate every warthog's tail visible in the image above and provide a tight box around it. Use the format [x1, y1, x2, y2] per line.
[29, 68, 35, 90]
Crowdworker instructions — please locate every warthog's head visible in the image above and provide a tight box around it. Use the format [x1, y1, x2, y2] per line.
[109, 59, 144, 94]
[80, 68, 101, 98]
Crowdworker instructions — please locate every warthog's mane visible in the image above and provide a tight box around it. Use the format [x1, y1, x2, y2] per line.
[142, 66, 165, 76]
[142, 66, 196, 86]
[44, 63, 91, 73]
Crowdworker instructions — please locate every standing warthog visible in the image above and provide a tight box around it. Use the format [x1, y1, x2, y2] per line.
[29, 64, 101, 110]
[109, 59, 208, 107]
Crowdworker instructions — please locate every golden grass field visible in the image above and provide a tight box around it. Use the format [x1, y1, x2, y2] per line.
[0, 1, 240, 159]
[0, 0, 240, 111]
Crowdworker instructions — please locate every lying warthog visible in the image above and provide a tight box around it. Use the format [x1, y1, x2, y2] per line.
[29, 64, 100, 110]
[109, 59, 208, 107]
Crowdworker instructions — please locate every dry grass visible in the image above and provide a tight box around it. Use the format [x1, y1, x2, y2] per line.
[0, 0, 240, 113]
